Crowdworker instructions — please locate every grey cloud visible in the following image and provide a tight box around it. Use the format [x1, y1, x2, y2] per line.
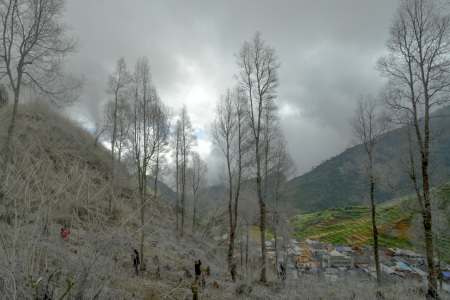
[63, 0, 401, 178]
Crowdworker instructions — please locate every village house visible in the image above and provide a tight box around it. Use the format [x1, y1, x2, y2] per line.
[323, 250, 354, 268]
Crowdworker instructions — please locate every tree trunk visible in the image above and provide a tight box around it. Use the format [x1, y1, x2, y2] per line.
[175, 158, 179, 230]
[181, 153, 185, 236]
[423, 204, 438, 299]
[1, 90, 20, 203]
[421, 118, 438, 299]
[246, 226, 249, 276]
[140, 175, 146, 272]
[228, 194, 234, 276]
[240, 233, 243, 268]
[370, 179, 380, 282]
[192, 190, 196, 234]
[257, 175, 266, 283]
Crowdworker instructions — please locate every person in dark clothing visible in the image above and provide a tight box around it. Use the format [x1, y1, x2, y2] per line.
[132, 249, 140, 276]
[194, 260, 202, 285]
[280, 263, 286, 282]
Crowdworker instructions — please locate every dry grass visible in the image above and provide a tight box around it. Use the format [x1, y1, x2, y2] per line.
[0, 102, 447, 299]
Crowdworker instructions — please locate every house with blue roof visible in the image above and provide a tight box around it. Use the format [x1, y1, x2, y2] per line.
[395, 261, 413, 272]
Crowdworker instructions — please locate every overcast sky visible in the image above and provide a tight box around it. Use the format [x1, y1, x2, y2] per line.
[63, 0, 399, 184]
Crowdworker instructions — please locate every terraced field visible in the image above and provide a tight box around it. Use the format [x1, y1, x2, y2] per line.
[289, 188, 450, 263]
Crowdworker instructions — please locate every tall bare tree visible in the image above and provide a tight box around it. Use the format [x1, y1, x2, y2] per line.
[129, 56, 158, 270]
[172, 120, 182, 230]
[188, 151, 207, 234]
[106, 57, 131, 216]
[376, 0, 450, 297]
[211, 87, 250, 280]
[349, 96, 389, 283]
[178, 104, 196, 236]
[0, 0, 82, 201]
[236, 31, 280, 282]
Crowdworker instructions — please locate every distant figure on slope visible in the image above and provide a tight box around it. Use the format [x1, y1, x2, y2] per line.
[60, 228, 70, 240]
[194, 260, 202, 285]
[132, 249, 140, 276]
[280, 263, 286, 282]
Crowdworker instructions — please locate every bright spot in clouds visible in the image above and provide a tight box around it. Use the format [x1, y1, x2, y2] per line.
[279, 103, 301, 118]
[194, 139, 212, 159]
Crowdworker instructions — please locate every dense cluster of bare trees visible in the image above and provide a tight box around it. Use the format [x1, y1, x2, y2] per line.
[103, 56, 174, 270]
[210, 32, 295, 283]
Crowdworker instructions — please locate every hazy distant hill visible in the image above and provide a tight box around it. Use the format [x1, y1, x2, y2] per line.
[281, 106, 450, 214]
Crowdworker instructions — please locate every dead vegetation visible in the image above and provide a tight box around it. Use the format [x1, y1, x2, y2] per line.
[0, 102, 437, 299]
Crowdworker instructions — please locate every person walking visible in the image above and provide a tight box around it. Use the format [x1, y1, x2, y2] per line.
[194, 260, 202, 285]
[132, 249, 140, 276]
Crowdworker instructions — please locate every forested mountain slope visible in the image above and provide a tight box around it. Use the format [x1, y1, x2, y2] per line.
[281, 106, 450, 214]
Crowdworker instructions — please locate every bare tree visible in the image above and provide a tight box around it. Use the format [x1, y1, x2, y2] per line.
[349, 95, 389, 283]
[188, 151, 207, 235]
[129, 56, 158, 270]
[211, 87, 250, 280]
[113, 97, 133, 165]
[172, 120, 182, 230]
[376, 0, 450, 297]
[0, 0, 82, 201]
[270, 134, 296, 270]
[106, 57, 131, 217]
[149, 99, 171, 206]
[173, 104, 197, 235]
[236, 31, 280, 283]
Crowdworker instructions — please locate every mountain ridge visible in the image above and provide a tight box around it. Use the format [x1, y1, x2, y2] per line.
[280, 105, 450, 214]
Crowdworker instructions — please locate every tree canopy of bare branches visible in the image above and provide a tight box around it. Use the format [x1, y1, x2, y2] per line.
[105, 57, 132, 216]
[211, 86, 251, 280]
[236, 31, 280, 283]
[376, 0, 450, 297]
[350, 95, 389, 283]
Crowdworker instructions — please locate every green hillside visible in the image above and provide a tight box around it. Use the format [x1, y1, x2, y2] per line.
[289, 187, 450, 263]
[282, 106, 450, 214]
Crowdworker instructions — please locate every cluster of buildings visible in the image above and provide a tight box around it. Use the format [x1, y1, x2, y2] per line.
[263, 238, 450, 291]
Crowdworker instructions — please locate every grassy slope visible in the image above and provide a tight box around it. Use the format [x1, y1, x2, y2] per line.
[290, 190, 450, 263]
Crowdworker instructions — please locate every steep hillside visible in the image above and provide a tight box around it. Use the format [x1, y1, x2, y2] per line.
[0, 103, 229, 299]
[0, 103, 439, 299]
[282, 106, 450, 214]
